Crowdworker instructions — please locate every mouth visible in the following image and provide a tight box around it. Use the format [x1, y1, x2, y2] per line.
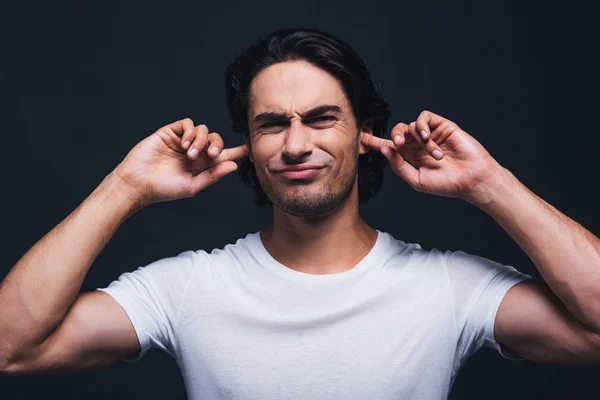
[275, 164, 325, 180]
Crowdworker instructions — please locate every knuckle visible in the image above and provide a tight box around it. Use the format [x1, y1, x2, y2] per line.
[182, 117, 193, 125]
[443, 121, 458, 132]
[210, 132, 224, 142]
[408, 124, 418, 136]
[215, 150, 228, 162]
[391, 124, 406, 134]
[208, 168, 221, 180]
[191, 138, 206, 150]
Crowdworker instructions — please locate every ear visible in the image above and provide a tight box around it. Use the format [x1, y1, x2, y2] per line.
[358, 121, 373, 155]
[243, 133, 254, 163]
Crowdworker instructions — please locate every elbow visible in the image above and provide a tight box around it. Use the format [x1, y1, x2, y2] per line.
[0, 341, 13, 374]
[581, 299, 600, 335]
[588, 331, 600, 365]
[0, 342, 27, 376]
[0, 354, 30, 376]
[0, 354, 16, 376]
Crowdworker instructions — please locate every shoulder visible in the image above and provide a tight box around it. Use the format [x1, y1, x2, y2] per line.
[131, 233, 257, 284]
[377, 230, 451, 267]
[378, 231, 515, 272]
[181, 232, 264, 280]
[200, 232, 261, 267]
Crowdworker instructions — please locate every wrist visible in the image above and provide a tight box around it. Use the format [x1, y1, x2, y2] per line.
[462, 166, 520, 210]
[98, 171, 149, 214]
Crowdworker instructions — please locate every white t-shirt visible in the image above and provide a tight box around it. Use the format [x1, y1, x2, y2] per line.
[97, 230, 533, 399]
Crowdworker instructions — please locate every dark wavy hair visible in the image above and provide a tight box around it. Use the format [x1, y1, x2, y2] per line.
[224, 28, 390, 205]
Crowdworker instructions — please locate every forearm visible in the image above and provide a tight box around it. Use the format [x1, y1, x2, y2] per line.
[469, 168, 600, 332]
[0, 171, 143, 354]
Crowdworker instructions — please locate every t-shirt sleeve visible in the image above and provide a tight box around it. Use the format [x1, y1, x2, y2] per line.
[95, 250, 200, 362]
[445, 250, 535, 370]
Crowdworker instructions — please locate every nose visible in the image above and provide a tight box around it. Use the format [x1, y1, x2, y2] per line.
[282, 120, 313, 160]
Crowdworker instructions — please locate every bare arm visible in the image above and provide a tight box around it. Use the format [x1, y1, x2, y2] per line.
[0, 118, 248, 374]
[0, 172, 143, 371]
[470, 168, 600, 362]
[363, 110, 600, 363]
[472, 168, 600, 334]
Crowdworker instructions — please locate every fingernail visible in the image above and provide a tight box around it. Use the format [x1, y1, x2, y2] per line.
[393, 136, 402, 146]
[189, 148, 198, 158]
[209, 146, 218, 156]
[183, 140, 190, 149]
[432, 149, 443, 160]
[421, 130, 428, 140]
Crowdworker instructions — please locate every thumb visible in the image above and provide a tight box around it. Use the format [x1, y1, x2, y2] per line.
[380, 146, 419, 189]
[189, 161, 238, 195]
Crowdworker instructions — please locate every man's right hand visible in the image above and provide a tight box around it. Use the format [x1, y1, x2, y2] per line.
[0, 118, 251, 376]
[113, 118, 249, 208]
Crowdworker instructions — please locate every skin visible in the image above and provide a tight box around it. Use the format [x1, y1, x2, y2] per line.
[2, 58, 600, 377]
[245, 60, 378, 274]
[360, 106, 600, 364]
[243, 60, 600, 363]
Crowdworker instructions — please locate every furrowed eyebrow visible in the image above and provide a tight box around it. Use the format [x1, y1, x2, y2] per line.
[253, 112, 289, 125]
[302, 105, 342, 119]
[253, 105, 342, 124]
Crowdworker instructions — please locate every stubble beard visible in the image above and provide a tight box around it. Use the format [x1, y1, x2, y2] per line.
[258, 154, 359, 218]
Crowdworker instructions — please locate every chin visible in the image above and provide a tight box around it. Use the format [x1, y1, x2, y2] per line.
[257, 163, 358, 217]
[272, 180, 355, 218]
[275, 197, 339, 217]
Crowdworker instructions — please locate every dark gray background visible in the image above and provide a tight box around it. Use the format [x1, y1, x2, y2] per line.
[1, 0, 598, 398]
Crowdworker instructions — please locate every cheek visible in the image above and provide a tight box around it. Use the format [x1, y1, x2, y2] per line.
[251, 136, 283, 168]
[250, 126, 358, 166]
[319, 129, 357, 159]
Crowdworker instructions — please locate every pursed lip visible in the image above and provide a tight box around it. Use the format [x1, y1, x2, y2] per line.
[275, 163, 325, 172]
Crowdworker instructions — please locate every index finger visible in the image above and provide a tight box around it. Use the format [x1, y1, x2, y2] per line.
[360, 132, 396, 151]
[213, 143, 250, 163]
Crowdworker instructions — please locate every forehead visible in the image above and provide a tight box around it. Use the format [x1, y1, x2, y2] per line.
[248, 60, 350, 117]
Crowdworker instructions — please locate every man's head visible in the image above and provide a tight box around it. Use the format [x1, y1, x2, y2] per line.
[225, 28, 389, 216]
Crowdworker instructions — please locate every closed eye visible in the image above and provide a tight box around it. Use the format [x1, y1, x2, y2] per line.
[307, 116, 336, 123]
[259, 116, 336, 129]
[261, 121, 287, 128]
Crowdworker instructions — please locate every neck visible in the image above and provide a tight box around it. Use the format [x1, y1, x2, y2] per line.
[260, 184, 378, 275]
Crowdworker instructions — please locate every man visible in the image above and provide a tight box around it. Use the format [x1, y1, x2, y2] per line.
[1, 28, 599, 399]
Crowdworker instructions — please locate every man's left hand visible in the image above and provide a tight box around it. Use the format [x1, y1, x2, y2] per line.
[361, 110, 508, 204]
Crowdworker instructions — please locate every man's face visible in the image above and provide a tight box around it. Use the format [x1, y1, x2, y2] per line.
[246, 60, 369, 217]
